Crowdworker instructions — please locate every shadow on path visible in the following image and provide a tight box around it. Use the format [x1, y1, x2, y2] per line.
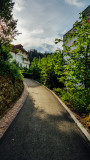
[0, 79, 90, 160]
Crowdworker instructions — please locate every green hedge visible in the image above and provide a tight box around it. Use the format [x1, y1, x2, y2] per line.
[22, 72, 32, 78]
[0, 60, 23, 83]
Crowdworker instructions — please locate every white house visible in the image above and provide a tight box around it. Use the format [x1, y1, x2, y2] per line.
[63, 5, 90, 50]
[62, 5, 90, 88]
[10, 44, 30, 68]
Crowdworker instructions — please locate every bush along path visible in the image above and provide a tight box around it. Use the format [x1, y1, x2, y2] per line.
[0, 78, 90, 160]
[0, 75, 24, 118]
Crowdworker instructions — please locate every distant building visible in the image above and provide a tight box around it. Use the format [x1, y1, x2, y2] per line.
[63, 5, 90, 51]
[83, 5, 90, 19]
[62, 5, 90, 88]
[10, 44, 30, 68]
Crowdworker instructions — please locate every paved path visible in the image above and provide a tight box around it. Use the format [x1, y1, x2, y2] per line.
[0, 78, 90, 160]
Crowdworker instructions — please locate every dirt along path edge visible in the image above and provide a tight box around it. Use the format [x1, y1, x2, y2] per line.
[32, 79, 90, 143]
[0, 82, 28, 139]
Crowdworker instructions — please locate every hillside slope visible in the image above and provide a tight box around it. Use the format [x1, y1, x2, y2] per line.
[0, 75, 24, 118]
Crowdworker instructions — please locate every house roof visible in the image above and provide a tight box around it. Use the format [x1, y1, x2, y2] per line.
[83, 5, 90, 18]
[11, 44, 28, 54]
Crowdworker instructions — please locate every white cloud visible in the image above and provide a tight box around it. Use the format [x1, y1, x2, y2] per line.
[65, 0, 84, 7]
[13, 24, 62, 52]
[14, 0, 24, 12]
[31, 29, 44, 35]
[12, 16, 58, 52]
[12, 0, 89, 53]
[13, 25, 51, 50]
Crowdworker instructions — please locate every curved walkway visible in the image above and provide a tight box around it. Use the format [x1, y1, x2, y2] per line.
[0, 78, 90, 160]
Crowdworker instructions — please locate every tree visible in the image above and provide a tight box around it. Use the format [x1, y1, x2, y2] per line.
[55, 12, 90, 89]
[0, 0, 18, 44]
[55, 12, 90, 113]
[29, 50, 65, 89]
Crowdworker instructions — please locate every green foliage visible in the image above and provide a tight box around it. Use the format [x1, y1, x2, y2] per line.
[0, 0, 14, 21]
[12, 59, 23, 69]
[63, 89, 90, 113]
[28, 49, 52, 63]
[12, 60, 20, 68]
[28, 49, 44, 63]
[39, 52, 64, 88]
[9, 62, 23, 83]
[29, 50, 64, 89]
[53, 88, 62, 96]
[30, 57, 41, 80]
[0, 44, 12, 61]
[0, 0, 18, 44]
[23, 12, 90, 114]
[22, 72, 32, 78]
[63, 13, 90, 89]
[0, 0, 22, 83]
[54, 12, 90, 114]
[0, 75, 24, 116]
[53, 87, 90, 114]
[0, 44, 23, 83]
[0, 1, 24, 116]
[22, 67, 32, 78]
[0, 60, 23, 83]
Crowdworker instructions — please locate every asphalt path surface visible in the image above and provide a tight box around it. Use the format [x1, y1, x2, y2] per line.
[0, 78, 90, 160]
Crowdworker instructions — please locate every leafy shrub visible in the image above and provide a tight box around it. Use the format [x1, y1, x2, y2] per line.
[0, 75, 24, 116]
[0, 60, 23, 83]
[9, 62, 23, 83]
[29, 58, 41, 80]
[58, 88, 90, 114]
[0, 44, 23, 83]
[0, 44, 24, 116]
[23, 72, 32, 78]
[0, 44, 12, 61]
[29, 52, 64, 89]
[53, 88, 62, 96]
[53, 87, 90, 114]
[72, 89, 90, 114]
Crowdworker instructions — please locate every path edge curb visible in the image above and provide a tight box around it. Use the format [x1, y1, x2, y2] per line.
[50, 90, 90, 142]
[32, 79, 90, 142]
[0, 82, 28, 139]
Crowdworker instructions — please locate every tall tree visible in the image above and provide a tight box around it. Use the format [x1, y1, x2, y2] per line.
[55, 12, 90, 89]
[0, 0, 18, 44]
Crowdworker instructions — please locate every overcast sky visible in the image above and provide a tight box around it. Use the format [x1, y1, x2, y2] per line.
[13, 0, 90, 53]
